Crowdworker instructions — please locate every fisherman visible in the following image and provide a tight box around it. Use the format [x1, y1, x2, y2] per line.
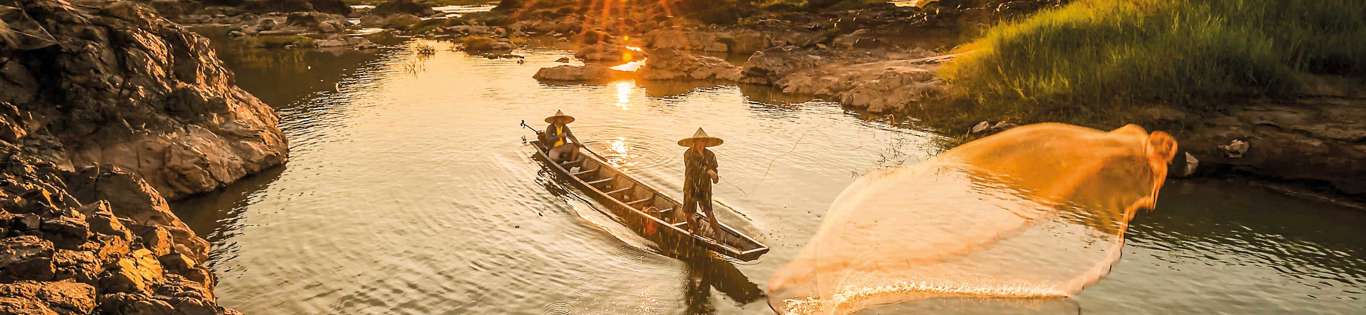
[543, 110, 581, 163]
[679, 127, 722, 235]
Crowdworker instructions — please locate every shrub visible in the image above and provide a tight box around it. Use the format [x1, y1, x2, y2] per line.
[940, 0, 1366, 123]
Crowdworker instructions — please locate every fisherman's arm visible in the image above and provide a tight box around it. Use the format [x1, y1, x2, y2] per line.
[707, 152, 719, 183]
[566, 127, 581, 144]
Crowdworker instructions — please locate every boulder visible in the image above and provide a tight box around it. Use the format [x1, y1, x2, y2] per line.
[99, 249, 164, 294]
[240, 0, 352, 15]
[98, 292, 175, 315]
[51, 250, 101, 284]
[66, 166, 210, 262]
[0, 235, 55, 282]
[373, 0, 436, 17]
[740, 46, 826, 85]
[141, 227, 174, 257]
[0, 280, 96, 314]
[642, 49, 743, 81]
[575, 45, 647, 63]
[38, 215, 89, 250]
[534, 65, 622, 82]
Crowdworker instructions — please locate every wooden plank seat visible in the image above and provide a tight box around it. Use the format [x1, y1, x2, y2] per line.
[571, 167, 598, 177]
[626, 198, 652, 207]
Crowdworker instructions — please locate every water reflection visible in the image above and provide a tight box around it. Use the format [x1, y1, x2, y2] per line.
[614, 80, 635, 109]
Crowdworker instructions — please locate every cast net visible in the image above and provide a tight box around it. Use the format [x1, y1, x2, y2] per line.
[768, 123, 1178, 314]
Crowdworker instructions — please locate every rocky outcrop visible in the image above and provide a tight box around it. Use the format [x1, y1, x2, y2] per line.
[0, 0, 270, 313]
[641, 49, 742, 81]
[1176, 99, 1366, 196]
[1, 0, 288, 199]
[644, 29, 779, 55]
[140, 0, 352, 18]
[534, 64, 628, 82]
[741, 46, 949, 113]
[0, 149, 237, 314]
[372, 0, 435, 17]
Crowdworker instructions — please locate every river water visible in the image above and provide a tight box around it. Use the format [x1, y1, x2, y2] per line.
[173, 37, 1366, 314]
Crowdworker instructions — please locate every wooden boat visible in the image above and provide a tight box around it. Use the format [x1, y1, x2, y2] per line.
[525, 133, 769, 261]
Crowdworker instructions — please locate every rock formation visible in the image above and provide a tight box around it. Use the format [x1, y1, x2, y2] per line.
[0, 152, 237, 314]
[1176, 99, 1366, 196]
[1, 0, 288, 200]
[1, 0, 288, 312]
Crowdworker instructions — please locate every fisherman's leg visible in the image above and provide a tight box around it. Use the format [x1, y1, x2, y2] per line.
[682, 193, 699, 233]
[570, 143, 582, 162]
[548, 145, 565, 162]
[700, 192, 719, 234]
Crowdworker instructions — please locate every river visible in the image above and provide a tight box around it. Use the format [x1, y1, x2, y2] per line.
[171, 36, 1366, 314]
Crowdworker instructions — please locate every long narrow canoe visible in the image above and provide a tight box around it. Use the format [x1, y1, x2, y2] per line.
[529, 140, 770, 261]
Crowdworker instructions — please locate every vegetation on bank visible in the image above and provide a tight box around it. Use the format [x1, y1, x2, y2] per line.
[936, 0, 1366, 129]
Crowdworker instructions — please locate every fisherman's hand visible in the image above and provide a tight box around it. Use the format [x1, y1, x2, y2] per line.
[708, 170, 719, 183]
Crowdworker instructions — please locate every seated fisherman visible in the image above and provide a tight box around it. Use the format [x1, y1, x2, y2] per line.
[543, 110, 581, 163]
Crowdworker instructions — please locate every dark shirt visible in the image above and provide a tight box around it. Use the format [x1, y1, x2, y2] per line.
[683, 148, 718, 197]
[544, 124, 575, 147]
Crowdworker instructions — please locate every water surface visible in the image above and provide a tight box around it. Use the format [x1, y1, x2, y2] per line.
[176, 38, 1366, 314]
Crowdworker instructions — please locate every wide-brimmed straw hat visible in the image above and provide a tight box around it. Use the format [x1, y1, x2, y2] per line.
[678, 127, 724, 147]
[544, 110, 575, 124]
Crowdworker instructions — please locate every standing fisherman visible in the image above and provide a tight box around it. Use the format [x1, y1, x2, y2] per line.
[679, 128, 722, 235]
[543, 110, 581, 163]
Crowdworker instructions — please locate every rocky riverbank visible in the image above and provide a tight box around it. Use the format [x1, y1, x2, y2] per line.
[137, 0, 1364, 199]
[499, 0, 1365, 201]
[2, 0, 289, 312]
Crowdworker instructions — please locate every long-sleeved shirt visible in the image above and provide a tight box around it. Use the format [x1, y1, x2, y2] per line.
[683, 148, 718, 197]
[544, 124, 575, 148]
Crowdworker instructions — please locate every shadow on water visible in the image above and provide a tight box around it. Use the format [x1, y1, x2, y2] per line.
[171, 165, 286, 266]
[682, 253, 767, 315]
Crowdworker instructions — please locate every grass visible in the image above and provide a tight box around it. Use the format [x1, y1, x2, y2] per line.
[935, 0, 1366, 130]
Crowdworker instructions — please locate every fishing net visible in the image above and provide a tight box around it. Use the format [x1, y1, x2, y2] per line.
[768, 123, 1178, 314]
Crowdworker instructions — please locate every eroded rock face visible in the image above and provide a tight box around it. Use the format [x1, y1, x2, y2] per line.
[0, 1, 271, 313]
[1, 0, 288, 200]
[0, 150, 237, 314]
[1178, 100, 1366, 196]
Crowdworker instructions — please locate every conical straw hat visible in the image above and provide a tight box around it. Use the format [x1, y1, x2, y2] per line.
[678, 127, 724, 147]
[544, 110, 575, 124]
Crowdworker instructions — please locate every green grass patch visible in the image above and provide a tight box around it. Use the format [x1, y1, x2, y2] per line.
[936, 0, 1366, 129]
